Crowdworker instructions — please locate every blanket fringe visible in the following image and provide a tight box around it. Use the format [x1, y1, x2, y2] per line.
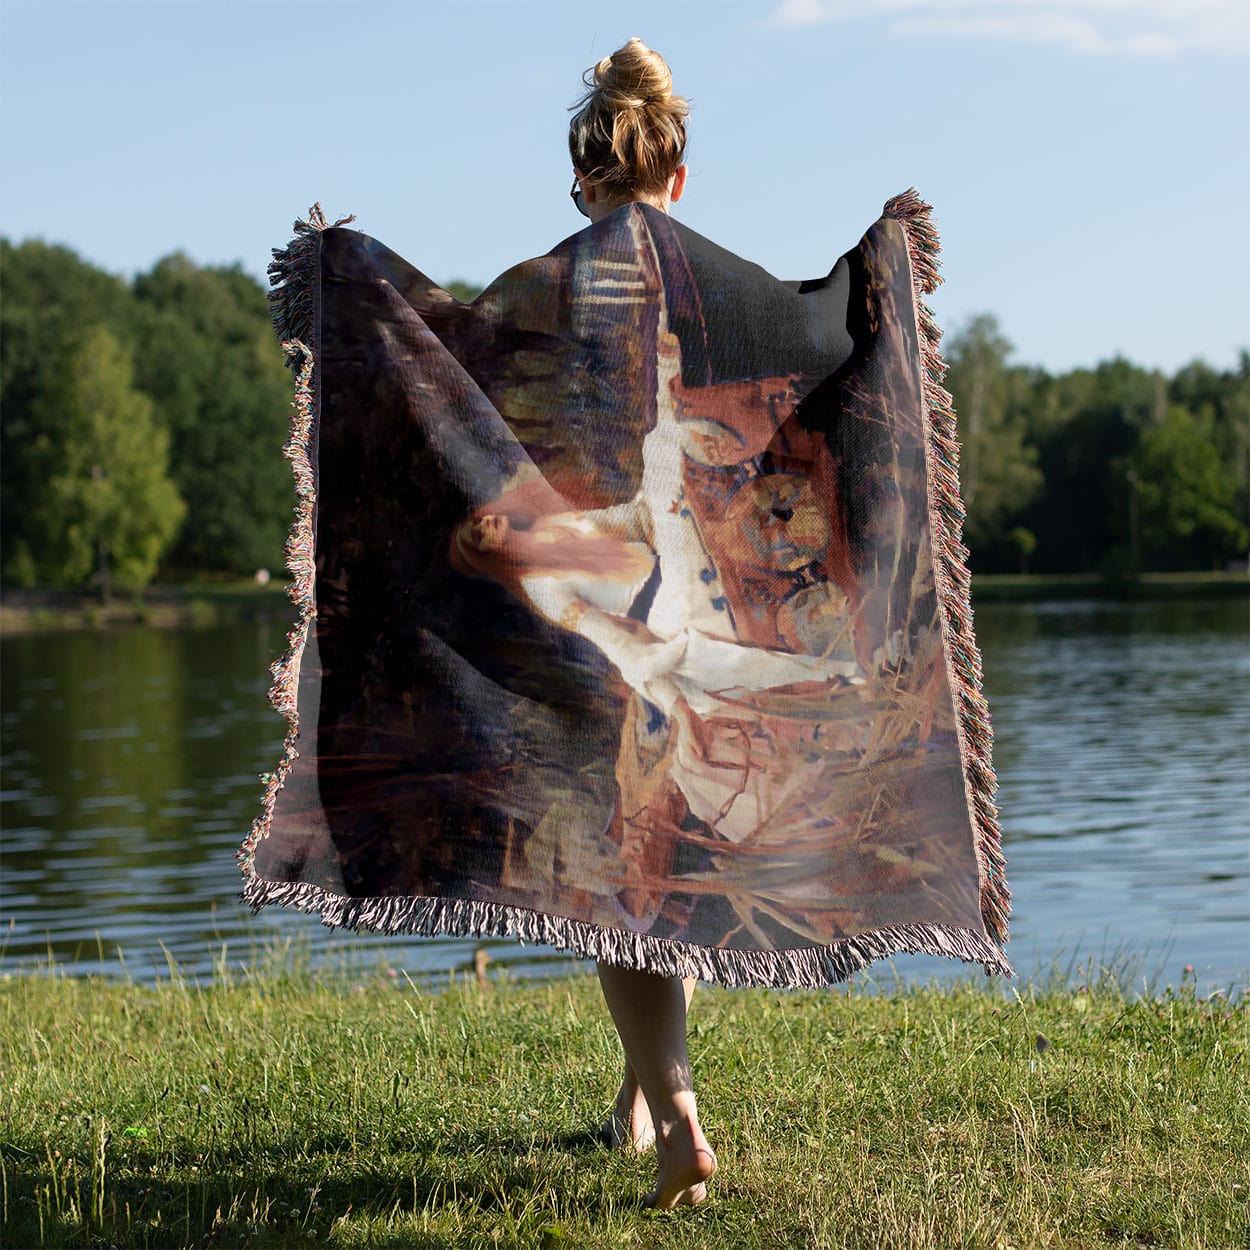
[240, 204, 352, 876]
[241, 874, 1013, 986]
[883, 188, 1011, 949]
[266, 203, 355, 361]
[237, 342, 318, 875]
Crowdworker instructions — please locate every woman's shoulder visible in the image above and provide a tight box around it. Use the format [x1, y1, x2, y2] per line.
[646, 210, 854, 385]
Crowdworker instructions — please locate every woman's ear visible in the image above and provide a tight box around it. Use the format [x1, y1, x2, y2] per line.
[575, 169, 599, 205]
[669, 165, 688, 203]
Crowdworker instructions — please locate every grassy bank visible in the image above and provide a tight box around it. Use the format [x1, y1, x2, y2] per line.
[0, 582, 292, 634]
[969, 570, 1247, 602]
[2, 966, 1245, 1249]
[1, 571, 1244, 633]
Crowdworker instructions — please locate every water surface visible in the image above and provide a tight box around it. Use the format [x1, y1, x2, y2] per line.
[2, 597, 1246, 992]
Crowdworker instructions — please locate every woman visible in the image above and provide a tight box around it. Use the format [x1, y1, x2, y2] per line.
[536, 37, 718, 1207]
[459, 37, 863, 1206]
[246, 31, 1011, 1218]
[450, 41, 720, 1210]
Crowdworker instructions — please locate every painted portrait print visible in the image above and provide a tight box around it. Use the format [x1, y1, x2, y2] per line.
[242, 196, 1010, 985]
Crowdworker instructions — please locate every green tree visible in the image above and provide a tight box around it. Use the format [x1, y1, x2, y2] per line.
[444, 279, 483, 303]
[943, 315, 1043, 565]
[1169, 354, 1250, 538]
[1006, 526, 1037, 574]
[1, 239, 139, 579]
[131, 256, 293, 574]
[1129, 405, 1246, 570]
[1022, 357, 1163, 573]
[21, 327, 185, 596]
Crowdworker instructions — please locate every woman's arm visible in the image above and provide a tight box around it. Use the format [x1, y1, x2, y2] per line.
[521, 575, 686, 710]
[560, 496, 651, 544]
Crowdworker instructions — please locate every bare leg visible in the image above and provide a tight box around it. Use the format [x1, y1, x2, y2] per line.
[602, 1057, 655, 1152]
[596, 964, 716, 1208]
[602, 978, 696, 1152]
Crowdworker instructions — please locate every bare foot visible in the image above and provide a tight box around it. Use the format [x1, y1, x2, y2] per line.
[645, 1118, 717, 1210]
[602, 1077, 655, 1151]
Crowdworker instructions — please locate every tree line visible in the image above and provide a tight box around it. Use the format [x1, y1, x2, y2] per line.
[1, 238, 1245, 595]
[945, 315, 1247, 575]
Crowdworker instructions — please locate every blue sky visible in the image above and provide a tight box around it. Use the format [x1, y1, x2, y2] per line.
[2, 0, 1246, 374]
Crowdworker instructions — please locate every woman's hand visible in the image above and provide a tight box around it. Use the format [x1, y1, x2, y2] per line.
[567, 609, 689, 710]
[615, 637, 689, 714]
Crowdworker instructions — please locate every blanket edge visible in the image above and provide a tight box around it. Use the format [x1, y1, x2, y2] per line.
[240, 872, 1014, 986]
[883, 188, 1011, 951]
[237, 206, 342, 881]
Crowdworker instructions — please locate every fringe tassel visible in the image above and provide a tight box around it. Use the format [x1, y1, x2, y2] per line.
[240, 873, 1014, 986]
[236, 342, 317, 876]
[240, 204, 352, 876]
[883, 188, 1011, 949]
[266, 204, 355, 364]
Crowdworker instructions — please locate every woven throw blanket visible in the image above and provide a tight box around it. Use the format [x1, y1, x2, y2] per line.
[239, 192, 1011, 987]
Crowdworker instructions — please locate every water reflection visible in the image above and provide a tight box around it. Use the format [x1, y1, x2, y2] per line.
[967, 596, 1249, 992]
[2, 597, 1246, 991]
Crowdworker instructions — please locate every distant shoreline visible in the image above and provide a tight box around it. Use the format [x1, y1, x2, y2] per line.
[0, 570, 1245, 634]
[968, 569, 1248, 601]
[0, 582, 293, 634]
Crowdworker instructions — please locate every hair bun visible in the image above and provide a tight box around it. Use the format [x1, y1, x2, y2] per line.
[595, 36, 673, 109]
[569, 38, 689, 197]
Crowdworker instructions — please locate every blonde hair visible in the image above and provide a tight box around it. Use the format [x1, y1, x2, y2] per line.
[449, 480, 645, 594]
[568, 37, 688, 198]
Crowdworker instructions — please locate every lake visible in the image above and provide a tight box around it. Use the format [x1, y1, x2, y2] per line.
[2, 596, 1246, 994]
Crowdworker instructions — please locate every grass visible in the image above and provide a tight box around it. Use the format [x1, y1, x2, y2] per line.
[1, 960, 1246, 1250]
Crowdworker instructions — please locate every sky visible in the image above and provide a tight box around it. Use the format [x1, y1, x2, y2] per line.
[2, 0, 1247, 375]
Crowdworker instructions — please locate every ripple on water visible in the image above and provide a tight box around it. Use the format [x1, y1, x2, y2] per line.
[1, 600, 1246, 990]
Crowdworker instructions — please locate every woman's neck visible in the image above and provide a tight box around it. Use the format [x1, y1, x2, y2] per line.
[586, 194, 669, 224]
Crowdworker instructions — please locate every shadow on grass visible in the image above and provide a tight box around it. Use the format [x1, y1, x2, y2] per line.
[4, 1126, 637, 1250]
